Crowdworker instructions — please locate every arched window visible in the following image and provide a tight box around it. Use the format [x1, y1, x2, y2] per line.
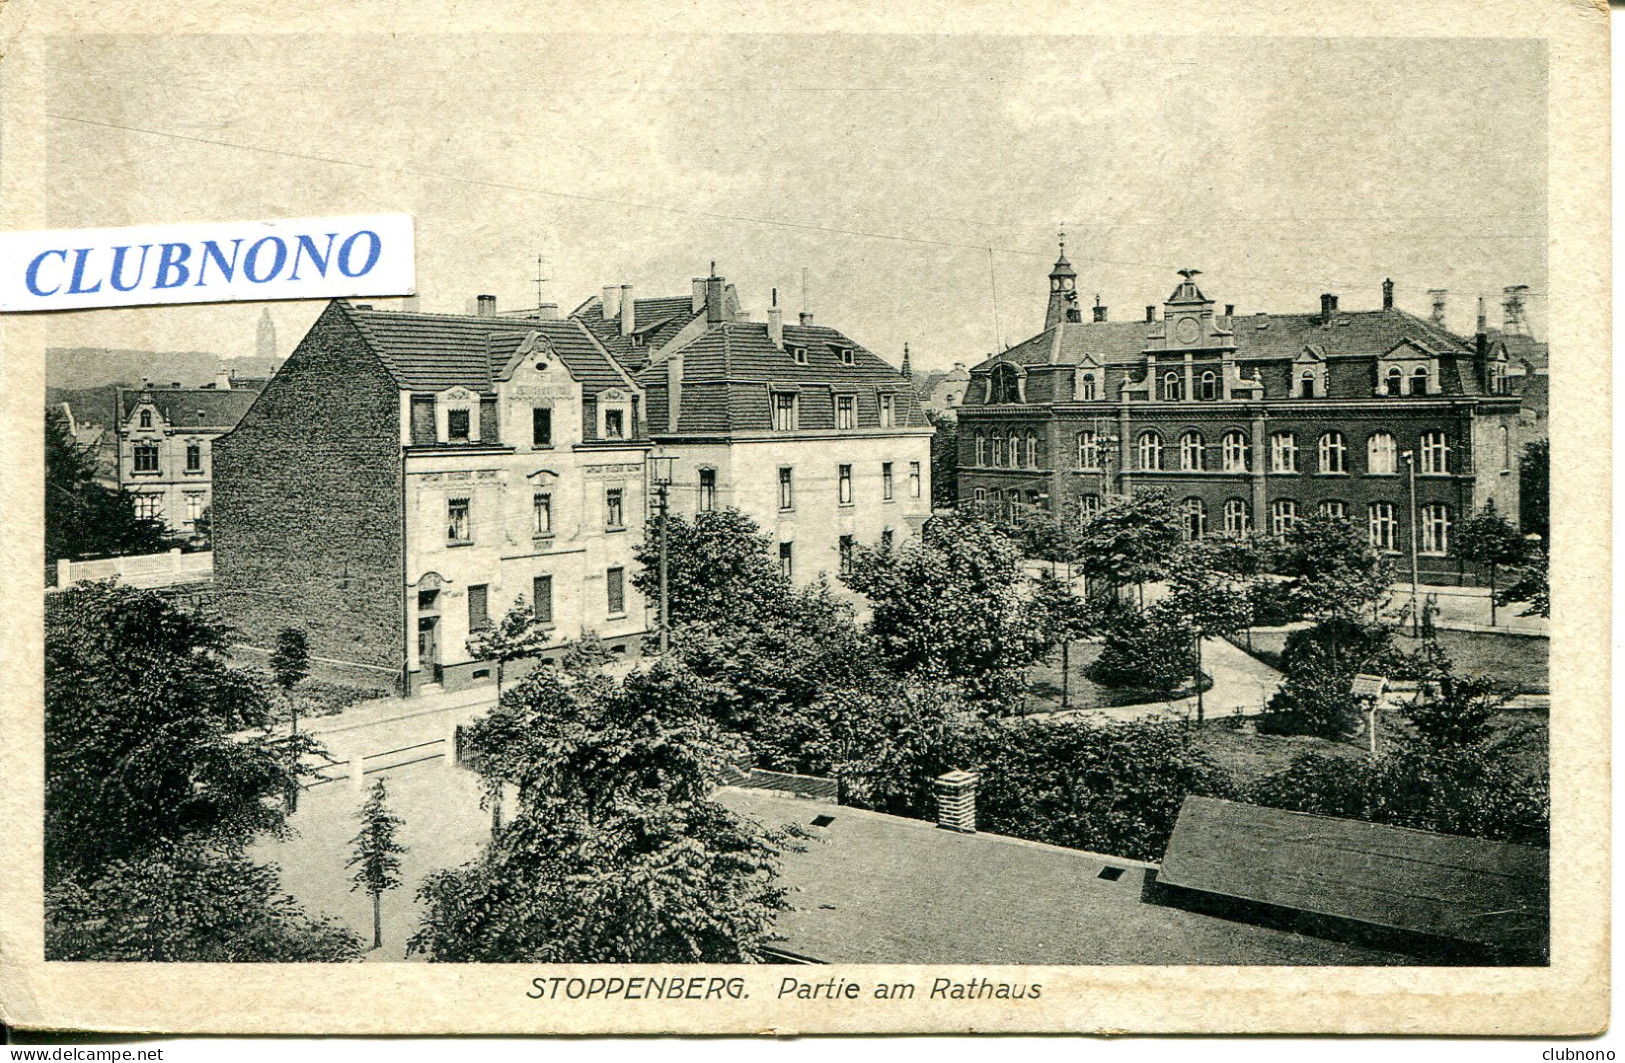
[973, 487, 988, 502]
[1183, 498, 1208, 540]
[1010, 430, 1025, 467]
[1078, 494, 1102, 521]
[1367, 431, 1397, 475]
[1299, 370, 1316, 398]
[991, 434, 1004, 467]
[1025, 431, 1039, 469]
[1500, 425, 1512, 471]
[1077, 430, 1099, 469]
[1137, 431, 1163, 471]
[1420, 430, 1449, 474]
[139, 409, 153, 428]
[1491, 359, 1509, 394]
[1199, 371, 1218, 401]
[1006, 488, 1021, 504]
[1318, 431, 1346, 474]
[1368, 501, 1397, 550]
[1270, 499, 1298, 536]
[1080, 374, 1097, 401]
[989, 363, 1022, 404]
[1163, 371, 1184, 402]
[1410, 366, 1429, 396]
[1179, 431, 1204, 471]
[1421, 503, 1452, 554]
[1385, 367, 1403, 396]
[1318, 500, 1347, 519]
[1224, 498, 1251, 535]
[975, 433, 987, 466]
[1222, 430, 1249, 472]
[1269, 431, 1297, 473]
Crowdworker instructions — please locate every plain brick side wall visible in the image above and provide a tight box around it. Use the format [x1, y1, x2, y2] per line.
[213, 303, 406, 687]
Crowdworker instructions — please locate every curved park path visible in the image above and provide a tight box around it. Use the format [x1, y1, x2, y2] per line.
[1022, 637, 1283, 725]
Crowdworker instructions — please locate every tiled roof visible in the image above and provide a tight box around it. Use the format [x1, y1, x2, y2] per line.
[1487, 328, 1549, 371]
[717, 789, 1410, 965]
[978, 309, 1477, 372]
[119, 386, 261, 429]
[574, 295, 704, 372]
[340, 303, 632, 396]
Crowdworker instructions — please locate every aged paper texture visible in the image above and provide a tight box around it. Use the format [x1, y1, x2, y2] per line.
[0, 0, 1609, 1037]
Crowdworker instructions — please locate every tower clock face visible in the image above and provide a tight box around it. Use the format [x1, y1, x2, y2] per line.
[1175, 317, 1201, 344]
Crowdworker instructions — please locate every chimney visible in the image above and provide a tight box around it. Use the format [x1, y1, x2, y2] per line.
[214, 366, 232, 390]
[533, 302, 559, 321]
[401, 293, 421, 313]
[667, 350, 684, 430]
[602, 285, 622, 322]
[934, 770, 979, 834]
[705, 266, 725, 325]
[1429, 288, 1448, 326]
[1145, 305, 1155, 323]
[1476, 294, 1488, 358]
[1320, 293, 1338, 324]
[1382, 278, 1395, 311]
[691, 277, 707, 314]
[1093, 295, 1107, 323]
[1502, 285, 1530, 335]
[476, 294, 497, 318]
[620, 284, 635, 336]
[767, 288, 783, 348]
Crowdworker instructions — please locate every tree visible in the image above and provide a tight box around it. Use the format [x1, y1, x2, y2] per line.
[1028, 571, 1100, 711]
[1454, 501, 1528, 626]
[191, 504, 213, 548]
[466, 595, 550, 693]
[347, 779, 408, 950]
[1520, 438, 1549, 542]
[841, 511, 1050, 707]
[1268, 513, 1394, 628]
[45, 839, 363, 962]
[270, 626, 311, 733]
[45, 408, 171, 564]
[631, 509, 790, 630]
[1164, 540, 1256, 721]
[1258, 617, 1402, 739]
[928, 410, 958, 509]
[1073, 490, 1183, 602]
[411, 660, 795, 963]
[45, 582, 301, 880]
[1496, 547, 1550, 619]
[1084, 602, 1196, 697]
[1404, 672, 1512, 755]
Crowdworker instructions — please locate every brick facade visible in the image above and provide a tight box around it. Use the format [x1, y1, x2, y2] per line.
[213, 303, 406, 686]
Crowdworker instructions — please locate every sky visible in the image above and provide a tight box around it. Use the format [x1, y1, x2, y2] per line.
[43, 34, 1546, 372]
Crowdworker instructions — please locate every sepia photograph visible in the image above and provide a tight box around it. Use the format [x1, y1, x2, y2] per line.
[0, 0, 1608, 1039]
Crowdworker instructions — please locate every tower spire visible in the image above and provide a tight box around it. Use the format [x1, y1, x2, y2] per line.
[901, 342, 913, 379]
[1045, 231, 1079, 330]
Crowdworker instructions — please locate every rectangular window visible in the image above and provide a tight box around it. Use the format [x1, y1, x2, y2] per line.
[1269, 432, 1297, 474]
[1421, 504, 1452, 555]
[838, 534, 855, 575]
[698, 468, 717, 511]
[185, 443, 202, 471]
[606, 566, 626, 616]
[532, 492, 553, 536]
[447, 408, 471, 441]
[779, 541, 793, 579]
[532, 407, 553, 447]
[879, 394, 896, 428]
[1270, 499, 1298, 536]
[838, 464, 853, 505]
[772, 393, 799, 431]
[1318, 500, 1347, 519]
[447, 497, 471, 543]
[778, 467, 794, 510]
[1368, 502, 1396, 551]
[184, 493, 204, 521]
[882, 462, 894, 500]
[133, 444, 159, 473]
[836, 395, 856, 430]
[880, 528, 894, 550]
[533, 574, 554, 625]
[909, 461, 922, 498]
[605, 487, 625, 529]
[134, 494, 161, 521]
[1079, 494, 1102, 521]
[468, 584, 490, 631]
[603, 408, 626, 439]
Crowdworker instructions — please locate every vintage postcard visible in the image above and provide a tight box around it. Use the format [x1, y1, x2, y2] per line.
[0, 0, 1609, 1038]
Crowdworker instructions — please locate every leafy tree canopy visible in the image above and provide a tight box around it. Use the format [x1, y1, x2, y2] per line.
[1267, 513, 1394, 624]
[631, 508, 791, 631]
[1072, 490, 1184, 590]
[46, 409, 173, 564]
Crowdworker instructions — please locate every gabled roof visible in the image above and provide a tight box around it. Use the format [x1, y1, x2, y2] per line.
[338, 302, 633, 395]
[650, 320, 909, 385]
[717, 789, 1409, 965]
[975, 308, 1478, 373]
[119, 386, 261, 429]
[574, 294, 706, 371]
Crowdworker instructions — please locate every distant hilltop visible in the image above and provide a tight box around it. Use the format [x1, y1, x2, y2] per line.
[46, 347, 284, 391]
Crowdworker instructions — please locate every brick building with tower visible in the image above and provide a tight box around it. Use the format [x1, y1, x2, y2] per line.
[956, 246, 1526, 583]
[213, 297, 651, 694]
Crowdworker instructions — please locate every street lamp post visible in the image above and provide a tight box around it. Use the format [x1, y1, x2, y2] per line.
[1401, 450, 1421, 637]
[649, 455, 676, 654]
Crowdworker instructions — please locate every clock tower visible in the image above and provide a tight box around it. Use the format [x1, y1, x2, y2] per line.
[1044, 233, 1081, 330]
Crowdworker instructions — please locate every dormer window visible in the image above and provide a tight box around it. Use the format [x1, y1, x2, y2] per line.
[604, 408, 626, 439]
[838, 348, 854, 366]
[138, 409, 153, 429]
[447, 408, 471, 441]
[836, 395, 856, 430]
[1411, 367, 1430, 395]
[792, 346, 808, 365]
[772, 391, 800, 431]
[596, 388, 633, 441]
[435, 387, 481, 444]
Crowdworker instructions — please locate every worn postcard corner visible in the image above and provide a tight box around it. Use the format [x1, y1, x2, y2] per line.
[0, 0, 1609, 1039]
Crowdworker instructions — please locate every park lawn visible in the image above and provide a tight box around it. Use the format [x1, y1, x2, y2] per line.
[1233, 627, 1548, 694]
[1025, 641, 1205, 713]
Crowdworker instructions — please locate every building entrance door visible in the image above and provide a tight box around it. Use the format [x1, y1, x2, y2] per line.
[417, 616, 441, 684]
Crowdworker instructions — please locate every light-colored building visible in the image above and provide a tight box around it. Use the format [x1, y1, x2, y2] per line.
[576, 272, 934, 583]
[214, 298, 651, 695]
[115, 373, 261, 536]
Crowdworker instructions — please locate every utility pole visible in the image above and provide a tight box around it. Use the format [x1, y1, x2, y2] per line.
[1403, 450, 1421, 637]
[650, 455, 676, 653]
